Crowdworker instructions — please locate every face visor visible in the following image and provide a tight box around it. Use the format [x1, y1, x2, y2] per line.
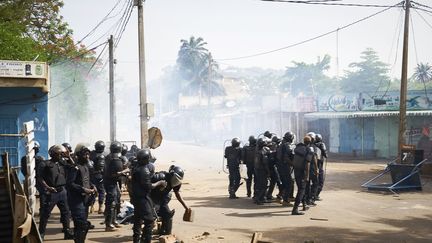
[170, 173, 183, 187]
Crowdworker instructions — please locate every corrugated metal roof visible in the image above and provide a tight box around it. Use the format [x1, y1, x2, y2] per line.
[304, 110, 432, 119]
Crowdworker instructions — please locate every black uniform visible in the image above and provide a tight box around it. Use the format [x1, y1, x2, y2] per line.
[292, 143, 314, 213]
[224, 146, 242, 198]
[131, 163, 155, 243]
[276, 140, 295, 203]
[315, 141, 327, 198]
[151, 171, 180, 235]
[266, 141, 281, 200]
[103, 153, 123, 227]
[254, 146, 270, 204]
[67, 160, 94, 243]
[38, 158, 72, 238]
[306, 144, 320, 204]
[89, 151, 105, 206]
[242, 144, 256, 198]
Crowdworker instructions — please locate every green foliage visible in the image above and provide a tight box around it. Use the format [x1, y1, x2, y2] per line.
[340, 48, 390, 93]
[0, 22, 48, 61]
[0, 0, 91, 62]
[281, 54, 336, 95]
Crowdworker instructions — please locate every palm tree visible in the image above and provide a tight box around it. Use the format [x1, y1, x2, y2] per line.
[412, 62, 432, 97]
[176, 36, 224, 98]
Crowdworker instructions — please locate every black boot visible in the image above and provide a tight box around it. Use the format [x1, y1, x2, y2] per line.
[133, 235, 141, 243]
[73, 225, 86, 243]
[292, 204, 304, 215]
[64, 228, 74, 240]
[161, 217, 173, 235]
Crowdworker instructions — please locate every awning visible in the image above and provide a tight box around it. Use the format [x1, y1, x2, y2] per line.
[304, 110, 432, 119]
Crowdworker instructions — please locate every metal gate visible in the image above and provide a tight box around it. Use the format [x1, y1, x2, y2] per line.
[0, 116, 19, 167]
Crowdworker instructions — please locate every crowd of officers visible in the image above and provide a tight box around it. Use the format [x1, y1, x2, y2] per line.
[224, 131, 327, 215]
[22, 140, 189, 243]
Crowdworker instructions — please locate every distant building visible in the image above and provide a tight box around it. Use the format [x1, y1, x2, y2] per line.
[0, 60, 49, 166]
[305, 90, 432, 159]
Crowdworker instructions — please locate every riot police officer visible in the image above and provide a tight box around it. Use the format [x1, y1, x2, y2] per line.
[66, 144, 96, 243]
[103, 141, 124, 231]
[305, 132, 320, 205]
[242, 136, 257, 198]
[276, 132, 295, 205]
[292, 136, 314, 215]
[254, 138, 270, 205]
[315, 134, 327, 200]
[151, 165, 190, 235]
[37, 144, 74, 239]
[224, 138, 242, 199]
[131, 149, 166, 243]
[266, 136, 282, 200]
[90, 140, 106, 214]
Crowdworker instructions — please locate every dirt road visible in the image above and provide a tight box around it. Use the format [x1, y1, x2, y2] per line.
[42, 141, 432, 243]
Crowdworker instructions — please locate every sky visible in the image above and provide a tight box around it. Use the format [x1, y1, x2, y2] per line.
[61, 0, 432, 85]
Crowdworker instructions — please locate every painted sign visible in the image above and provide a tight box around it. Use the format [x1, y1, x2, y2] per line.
[0, 60, 48, 79]
[319, 90, 432, 112]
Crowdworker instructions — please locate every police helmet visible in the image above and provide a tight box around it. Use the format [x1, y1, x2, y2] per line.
[283, 132, 295, 142]
[303, 136, 312, 145]
[62, 142, 73, 152]
[33, 141, 40, 153]
[49, 144, 67, 157]
[94, 140, 105, 153]
[136, 149, 151, 163]
[306, 132, 316, 142]
[271, 136, 281, 144]
[316, 134, 323, 142]
[231, 138, 240, 147]
[110, 141, 122, 153]
[121, 144, 128, 156]
[74, 143, 91, 156]
[168, 165, 184, 187]
[248, 135, 257, 145]
[257, 138, 266, 147]
[263, 131, 272, 139]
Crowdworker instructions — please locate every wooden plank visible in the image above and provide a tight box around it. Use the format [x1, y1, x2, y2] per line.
[14, 194, 27, 243]
[23, 122, 34, 134]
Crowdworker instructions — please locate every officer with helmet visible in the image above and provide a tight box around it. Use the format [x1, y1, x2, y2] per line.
[37, 144, 74, 240]
[305, 132, 320, 205]
[224, 138, 242, 199]
[66, 144, 96, 243]
[151, 165, 190, 235]
[131, 149, 166, 243]
[103, 141, 125, 231]
[254, 138, 270, 205]
[276, 131, 296, 205]
[90, 140, 106, 214]
[242, 135, 257, 198]
[315, 133, 327, 200]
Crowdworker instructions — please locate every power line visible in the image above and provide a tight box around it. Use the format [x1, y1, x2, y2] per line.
[76, 0, 123, 45]
[50, 40, 108, 67]
[114, 0, 134, 47]
[414, 8, 432, 30]
[216, 1, 404, 61]
[412, 1, 432, 10]
[261, 0, 401, 8]
[413, 6, 432, 14]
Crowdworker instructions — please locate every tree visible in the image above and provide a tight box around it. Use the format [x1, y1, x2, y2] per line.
[412, 62, 432, 97]
[176, 36, 225, 97]
[0, 0, 90, 62]
[340, 48, 390, 93]
[281, 54, 335, 95]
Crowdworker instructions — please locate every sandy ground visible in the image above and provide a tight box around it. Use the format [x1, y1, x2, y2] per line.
[41, 141, 432, 243]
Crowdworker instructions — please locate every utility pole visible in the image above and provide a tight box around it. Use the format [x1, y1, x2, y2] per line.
[136, 0, 149, 148]
[398, 0, 410, 162]
[109, 35, 116, 142]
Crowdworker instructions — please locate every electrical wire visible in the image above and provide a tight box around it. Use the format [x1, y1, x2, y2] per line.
[413, 6, 432, 15]
[412, 1, 432, 11]
[261, 0, 401, 8]
[114, 0, 134, 47]
[216, 1, 404, 61]
[50, 41, 108, 67]
[414, 8, 432, 31]
[76, 0, 123, 45]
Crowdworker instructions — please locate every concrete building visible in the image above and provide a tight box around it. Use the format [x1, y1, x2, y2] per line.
[0, 60, 49, 166]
